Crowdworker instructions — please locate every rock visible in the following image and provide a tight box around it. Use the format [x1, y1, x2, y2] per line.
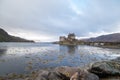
[101, 76, 120, 80]
[34, 70, 69, 80]
[14, 79, 24, 80]
[55, 66, 99, 80]
[55, 66, 81, 78]
[89, 61, 120, 77]
[70, 70, 99, 80]
[70, 72, 81, 80]
[112, 57, 120, 63]
[25, 78, 33, 80]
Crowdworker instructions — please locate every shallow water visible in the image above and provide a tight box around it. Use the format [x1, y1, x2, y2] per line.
[0, 42, 120, 76]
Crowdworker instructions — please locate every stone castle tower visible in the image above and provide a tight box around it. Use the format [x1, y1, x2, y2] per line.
[59, 33, 76, 42]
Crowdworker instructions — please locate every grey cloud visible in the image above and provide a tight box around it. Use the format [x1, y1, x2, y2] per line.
[0, 0, 120, 41]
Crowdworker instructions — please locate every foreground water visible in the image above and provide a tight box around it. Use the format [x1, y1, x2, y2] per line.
[0, 42, 120, 76]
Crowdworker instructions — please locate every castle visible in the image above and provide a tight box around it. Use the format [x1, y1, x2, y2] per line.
[59, 33, 78, 45]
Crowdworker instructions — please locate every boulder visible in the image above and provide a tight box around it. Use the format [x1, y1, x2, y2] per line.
[34, 70, 69, 80]
[55, 66, 99, 80]
[55, 66, 81, 78]
[100, 76, 120, 80]
[70, 70, 99, 80]
[111, 57, 120, 63]
[89, 61, 120, 77]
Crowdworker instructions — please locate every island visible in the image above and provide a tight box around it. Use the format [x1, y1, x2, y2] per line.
[54, 33, 80, 45]
[54, 33, 120, 48]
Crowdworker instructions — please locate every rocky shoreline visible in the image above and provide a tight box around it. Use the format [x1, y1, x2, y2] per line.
[0, 57, 120, 80]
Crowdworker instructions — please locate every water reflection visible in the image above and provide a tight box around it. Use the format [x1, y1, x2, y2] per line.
[59, 45, 78, 54]
[67, 45, 78, 54]
[0, 43, 120, 76]
[0, 48, 7, 57]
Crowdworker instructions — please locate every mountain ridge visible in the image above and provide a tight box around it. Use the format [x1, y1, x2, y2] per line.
[84, 33, 120, 42]
[0, 28, 34, 42]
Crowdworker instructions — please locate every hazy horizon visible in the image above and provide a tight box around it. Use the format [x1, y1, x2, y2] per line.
[0, 0, 120, 42]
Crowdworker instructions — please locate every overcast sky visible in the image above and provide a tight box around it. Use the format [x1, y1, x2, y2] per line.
[0, 0, 120, 42]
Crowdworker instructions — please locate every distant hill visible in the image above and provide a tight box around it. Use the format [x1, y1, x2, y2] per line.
[84, 33, 120, 42]
[0, 28, 34, 42]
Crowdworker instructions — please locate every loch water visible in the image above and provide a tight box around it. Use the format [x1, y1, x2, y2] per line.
[0, 42, 120, 76]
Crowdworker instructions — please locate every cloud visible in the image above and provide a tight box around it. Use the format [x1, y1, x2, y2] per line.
[0, 0, 120, 41]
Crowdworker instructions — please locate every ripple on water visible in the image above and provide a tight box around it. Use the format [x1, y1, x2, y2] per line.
[0, 43, 120, 76]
